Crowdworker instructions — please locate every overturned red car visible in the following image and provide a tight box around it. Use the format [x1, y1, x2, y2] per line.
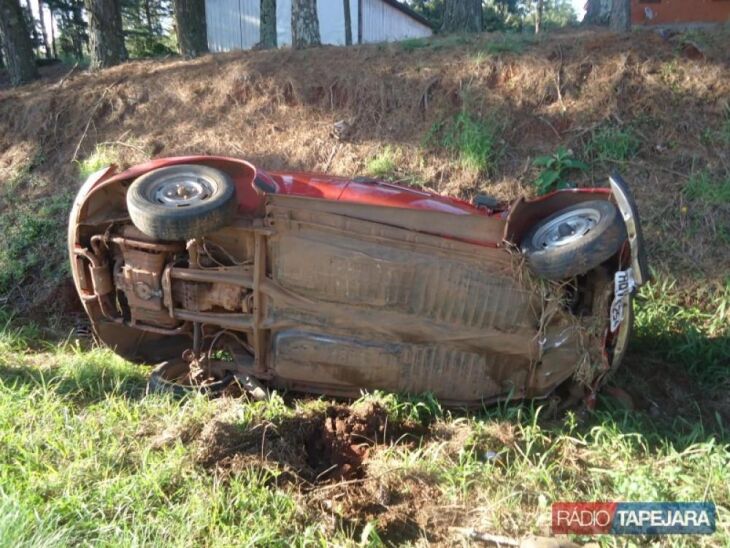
[68, 156, 648, 406]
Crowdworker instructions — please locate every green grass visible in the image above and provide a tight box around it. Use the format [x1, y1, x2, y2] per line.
[683, 171, 730, 207]
[0, 326, 327, 545]
[427, 111, 502, 174]
[399, 34, 474, 52]
[77, 144, 122, 180]
[480, 33, 534, 55]
[365, 146, 398, 179]
[585, 125, 640, 164]
[0, 285, 727, 545]
[0, 191, 73, 297]
[632, 276, 729, 384]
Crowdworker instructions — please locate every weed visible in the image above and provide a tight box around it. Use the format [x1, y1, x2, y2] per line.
[365, 146, 398, 179]
[531, 147, 588, 195]
[704, 103, 730, 148]
[357, 390, 444, 425]
[659, 60, 682, 93]
[428, 112, 502, 174]
[683, 171, 730, 206]
[2, 152, 46, 196]
[399, 37, 431, 52]
[722, 104, 730, 146]
[585, 125, 640, 164]
[481, 33, 533, 55]
[399, 34, 473, 53]
[77, 144, 122, 180]
[633, 276, 729, 384]
[0, 192, 73, 298]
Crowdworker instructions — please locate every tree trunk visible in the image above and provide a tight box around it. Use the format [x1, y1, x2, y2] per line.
[0, 0, 38, 85]
[49, 6, 56, 57]
[343, 0, 351, 45]
[440, 0, 482, 33]
[144, 0, 154, 34]
[259, 0, 276, 49]
[174, 0, 208, 57]
[85, 0, 127, 69]
[291, 0, 320, 49]
[72, 6, 86, 61]
[534, 0, 543, 34]
[36, 0, 51, 58]
[583, 0, 602, 24]
[610, 0, 630, 32]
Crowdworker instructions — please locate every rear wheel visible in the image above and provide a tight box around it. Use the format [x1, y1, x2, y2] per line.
[521, 200, 626, 280]
[127, 164, 237, 241]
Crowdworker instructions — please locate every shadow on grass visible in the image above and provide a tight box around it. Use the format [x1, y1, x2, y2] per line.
[0, 358, 148, 406]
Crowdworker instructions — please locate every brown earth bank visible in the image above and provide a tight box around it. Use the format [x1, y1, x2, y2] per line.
[0, 27, 728, 319]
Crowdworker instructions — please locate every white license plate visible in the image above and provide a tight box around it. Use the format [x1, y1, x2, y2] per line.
[610, 269, 635, 332]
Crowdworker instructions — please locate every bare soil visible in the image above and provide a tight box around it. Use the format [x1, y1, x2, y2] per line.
[194, 402, 425, 483]
[183, 401, 464, 544]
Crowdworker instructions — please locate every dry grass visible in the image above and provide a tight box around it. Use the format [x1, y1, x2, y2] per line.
[1, 28, 729, 316]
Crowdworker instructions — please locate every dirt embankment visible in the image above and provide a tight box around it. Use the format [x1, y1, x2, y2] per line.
[0, 28, 728, 317]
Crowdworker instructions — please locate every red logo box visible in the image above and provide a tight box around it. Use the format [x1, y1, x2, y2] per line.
[552, 502, 618, 534]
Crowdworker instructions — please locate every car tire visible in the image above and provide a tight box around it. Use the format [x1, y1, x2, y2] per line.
[127, 164, 237, 240]
[522, 200, 626, 281]
[147, 360, 234, 397]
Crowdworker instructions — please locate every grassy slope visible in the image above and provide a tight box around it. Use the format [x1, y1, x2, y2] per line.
[0, 27, 729, 546]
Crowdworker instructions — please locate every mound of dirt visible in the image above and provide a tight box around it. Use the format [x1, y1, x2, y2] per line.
[194, 402, 424, 482]
[189, 402, 464, 543]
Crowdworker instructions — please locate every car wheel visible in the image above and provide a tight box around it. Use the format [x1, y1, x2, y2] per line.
[521, 200, 626, 280]
[127, 164, 237, 240]
[147, 359, 234, 397]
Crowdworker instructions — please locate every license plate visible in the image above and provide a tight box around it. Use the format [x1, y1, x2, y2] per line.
[610, 269, 635, 332]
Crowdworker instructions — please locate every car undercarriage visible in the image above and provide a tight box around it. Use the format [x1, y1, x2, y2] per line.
[69, 156, 647, 406]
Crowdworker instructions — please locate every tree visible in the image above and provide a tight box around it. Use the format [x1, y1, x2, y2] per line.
[47, 0, 87, 61]
[121, 0, 174, 57]
[48, 4, 57, 57]
[174, 0, 207, 57]
[291, 0, 320, 49]
[259, 0, 276, 48]
[583, 0, 608, 25]
[0, 0, 39, 85]
[534, 0, 543, 33]
[440, 0, 482, 33]
[343, 0, 351, 45]
[35, 0, 52, 57]
[85, 0, 127, 69]
[609, 0, 630, 32]
[409, 0, 445, 29]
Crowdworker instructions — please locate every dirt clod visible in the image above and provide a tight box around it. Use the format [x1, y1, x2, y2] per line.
[194, 402, 422, 483]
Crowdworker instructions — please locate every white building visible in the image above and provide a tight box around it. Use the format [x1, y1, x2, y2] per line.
[205, 0, 433, 52]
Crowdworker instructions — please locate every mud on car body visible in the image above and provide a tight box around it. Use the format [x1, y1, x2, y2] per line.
[68, 156, 648, 406]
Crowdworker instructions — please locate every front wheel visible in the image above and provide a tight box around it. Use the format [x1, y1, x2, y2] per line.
[521, 200, 626, 280]
[127, 164, 237, 241]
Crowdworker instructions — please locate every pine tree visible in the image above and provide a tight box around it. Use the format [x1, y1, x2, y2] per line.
[441, 0, 482, 33]
[174, 0, 207, 57]
[85, 0, 127, 68]
[291, 0, 320, 49]
[0, 0, 39, 85]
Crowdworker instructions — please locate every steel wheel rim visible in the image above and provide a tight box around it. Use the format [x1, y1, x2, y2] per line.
[148, 173, 215, 208]
[532, 207, 601, 249]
